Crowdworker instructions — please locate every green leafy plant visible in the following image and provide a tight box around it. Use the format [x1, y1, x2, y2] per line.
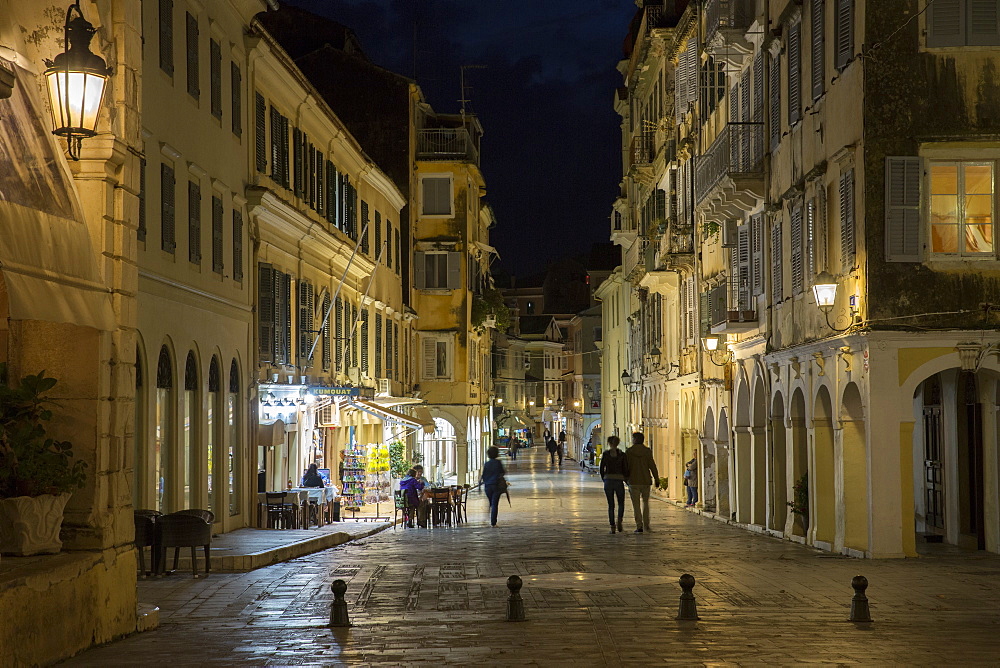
[702, 221, 721, 239]
[786, 473, 809, 526]
[471, 286, 511, 332]
[659, 477, 670, 489]
[0, 364, 87, 497]
[388, 440, 422, 479]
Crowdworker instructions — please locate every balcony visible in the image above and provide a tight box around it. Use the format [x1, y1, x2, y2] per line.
[623, 238, 646, 279]
[708, 276, 757, 333]
[704, 0, 756, 60]
[611, 198, 636, 245]
[417, 128, 479, 165]
[695, 123, 765, 218]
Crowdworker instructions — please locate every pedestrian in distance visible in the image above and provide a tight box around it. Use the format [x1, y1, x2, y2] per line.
[480, 446, 507, 527]
[599, 435, 630, 533]
[546, 436, 559, 466]
[509, 437, 519, 461]
[625, 432, 660, 533]
[557, 430, 565, 465]
[684, 449, 699, 507]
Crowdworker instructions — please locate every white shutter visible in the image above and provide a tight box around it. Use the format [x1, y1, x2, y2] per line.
[737, 223, 751, 310]
[790, 204, 804, 293]
[834, 0, 853, 69]
[788, 22, 802, 126]
[885, 157, 923, 262]
[751, 213, 764, 295]
[422, 338, 437, 379]
[811, 0, 825, 100]
[969, 0, 1000, 46]
[771, 217, 783, 303]
[840, 168, 856, 270]
[928, 0, 965, 47]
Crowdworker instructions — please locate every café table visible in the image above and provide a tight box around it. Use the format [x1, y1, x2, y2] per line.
[257, 490, 308, 528]
[290, 486, 338, 527]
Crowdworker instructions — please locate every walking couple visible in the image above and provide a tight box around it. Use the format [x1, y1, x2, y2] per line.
[600, 432, 660, 534]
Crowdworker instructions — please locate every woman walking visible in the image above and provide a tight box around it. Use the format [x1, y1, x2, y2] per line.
[480, 446, 506, 527]
[599, 436, 630, 533]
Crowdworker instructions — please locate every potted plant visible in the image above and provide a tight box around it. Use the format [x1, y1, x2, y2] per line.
[0, 364, 87, 556]
[786, 473, 809, 536]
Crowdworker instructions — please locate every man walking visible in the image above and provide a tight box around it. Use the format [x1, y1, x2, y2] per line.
[625, 432, 659, 533]
[684, 449, 699, 507]
[557, 430, 565, 465]
[546, 436, 558, 466]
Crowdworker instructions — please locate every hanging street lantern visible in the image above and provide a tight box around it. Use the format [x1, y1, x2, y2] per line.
[43, 1, 112, 160]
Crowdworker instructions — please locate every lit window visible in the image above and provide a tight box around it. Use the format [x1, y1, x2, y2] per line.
[930, 161, 994, 256]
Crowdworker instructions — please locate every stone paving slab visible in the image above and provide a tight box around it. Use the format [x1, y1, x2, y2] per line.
[65, 449, 1000, 666]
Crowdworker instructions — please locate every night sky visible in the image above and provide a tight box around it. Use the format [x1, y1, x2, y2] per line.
[283, 0, 637, 275]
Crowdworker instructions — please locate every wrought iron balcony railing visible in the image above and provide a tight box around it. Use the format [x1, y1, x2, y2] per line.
[628, 132, 655, 170]
[695, 123, 764, 205]
[705, 0, 756, 45]
[708, 276, 756, 331]
[417, 128, 479, 165]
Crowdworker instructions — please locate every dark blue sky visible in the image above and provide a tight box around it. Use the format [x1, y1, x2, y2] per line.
[284, 0, 637, 274]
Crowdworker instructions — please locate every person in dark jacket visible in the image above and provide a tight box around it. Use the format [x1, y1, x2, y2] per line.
[302, 463, 324, 487]
[546, 437, 559, 466]
[625, 432, 660, 533]
[398, 468, 425, 528]
[479, 446, 507, 527]
[599, 436, 630, 533]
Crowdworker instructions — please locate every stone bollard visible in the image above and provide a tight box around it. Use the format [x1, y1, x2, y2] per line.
[330, 579, 351, 628]
[506, 575, 526, 622]
[676, 573, 701, 621]
[849, 575, 872, 623]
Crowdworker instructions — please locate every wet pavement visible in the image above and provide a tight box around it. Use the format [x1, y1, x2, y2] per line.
[67, 447, 1000, 666]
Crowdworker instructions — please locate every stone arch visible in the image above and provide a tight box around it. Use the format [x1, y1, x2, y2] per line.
[750, 372, 768, 527]
[181, 348, 202, 509]
[841, 382, 868, 553]
[154, 342, 175, 512]
[701, 405, 717, 512]
[787, 388, 808, 537]
[133, 334, 148, 509]
[812, 385, 836, 547]
[717, 407, 731, 519]
[769, 389, 787, 532]
[733, 375, 752, 523]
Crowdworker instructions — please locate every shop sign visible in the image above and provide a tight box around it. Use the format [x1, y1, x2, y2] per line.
[311, 386, 374, 399]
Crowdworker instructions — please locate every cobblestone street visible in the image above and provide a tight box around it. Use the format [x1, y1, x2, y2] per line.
[68, 448, 1000, 666]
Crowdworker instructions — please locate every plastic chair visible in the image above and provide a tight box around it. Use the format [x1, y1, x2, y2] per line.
[158, 512, 212, 577]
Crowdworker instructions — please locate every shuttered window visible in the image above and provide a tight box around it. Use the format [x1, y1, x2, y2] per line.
[751, 213, 764, 295]
[885, 157, 922, 262]
[293, 128, 304, 197]
[185, 12, 199, 99]
[188, 181, 201, 264]
[158, 0, 173, 76]
[307, 143, 317, 208]
[209, 39, 222, 119]
[394, 228, 401, 274]
[360, 201, 370, 254]
[321, 294, 331, 372]
[817, 183, 828, 271]
[276, 272, 291, 365]
[211, 194, 223, 274]
[315, 150, 324, 215]
[675, 38, 698, 122]
[788, 22, 802, 126]
[334, 296, 344, 370]
[160, 163, 175, 252]
[771, 218, 783, 303]
[735, 223, 752, 310]
[414, 251, 462, 289]
[254, 92, 266, 172]
[928, 0, 1000, 47]
[769, 51, 781, 150]
[232, 209, 243, 282]
[269, 109, 290, 188]
[790, 203, 804, 293]
[374, 313, 383, 378]
[298, 280, 314, 365]
[349, 304, 358, 369]
[421, 177, 452, 215]
[811, 0, 825, 100]
[839, 169, 856, 270]
[392, 322, 400, 381]
[258, 264, 275, 362]
[374, 209, 382, 259]
[834, 0, 853, 70]
[806, 199, 817, 278]
[231, 63, 242, 137]
[138, 157, 147, 242]
[422, 337, 450, 380]
[325, 161, 339, 227]
[385, 216, 393, 269]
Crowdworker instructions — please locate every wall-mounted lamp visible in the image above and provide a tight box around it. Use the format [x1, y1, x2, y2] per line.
[620, 369, 640, 393]
[812, 271, 854, 332]
[496, 397, 503, 404]
[44, 1, 112, 160]
[647, 345, 679, 378]
[528, 400, 535, 406]
[702, 335, 734, 366]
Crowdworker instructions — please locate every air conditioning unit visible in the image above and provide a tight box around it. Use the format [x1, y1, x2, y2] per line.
[376, 378, 391, 396]
[484, 314, 497, 328]
[347, 367, 361, 384]
[317, 404, 338, 427]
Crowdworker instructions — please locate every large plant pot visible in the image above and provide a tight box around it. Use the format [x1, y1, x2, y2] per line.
[0, 493, 71, 556]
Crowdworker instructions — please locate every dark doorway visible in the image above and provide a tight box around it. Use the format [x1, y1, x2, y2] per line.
[959, 372, 986, 550]
[921, 375, 944, 536]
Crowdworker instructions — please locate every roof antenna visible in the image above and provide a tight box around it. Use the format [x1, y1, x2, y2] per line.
[459, 64, 487, 116]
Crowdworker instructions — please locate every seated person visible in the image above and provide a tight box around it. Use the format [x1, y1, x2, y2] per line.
[302, 463, 325, 488]
[398, 468, 424, 528]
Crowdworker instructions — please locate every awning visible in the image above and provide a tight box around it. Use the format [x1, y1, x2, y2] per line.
[509, 414, 531, 430]
[347, 399, 435, 432]
[475, 241, 500, 259]
[412, 406, 436, 434]
[257, 419, 286, 447]
[0, 65, 114, 331]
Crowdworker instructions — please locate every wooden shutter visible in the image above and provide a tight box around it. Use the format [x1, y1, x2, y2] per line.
[258, 264, 275, 362]
[188, 181, 201, 264]
[210, 39, 221, 118]
[158, 0, 173, 75]
[335, 296, 343, 370]
[138, 158, 146, 242]
[276, 272, 291, 364]
[349, 304, 358, 368]
[788, 22, 802, 126]
[293, 127, 303, 197]
[699, 290, 711, 338]
[811, 0, 825, 100]
[270, 107, 281, 181]
[211, 194, 223, 273]
[928, 0, 965, 47]
[751, 213, 764, 295]
[232, 209, 243, 282]
[322, 294, 331, 371]
[817, 182, 828, 271]
[422, 338, 437, 379]
[394, 228, 401, 274]
[806, 199, 817, 278]
[298, 280, 314, 363]
[885, 157, 922, 262]
[160, 163, 175, 252]
[834, 0, 853, 70]
[375, 313, 383, 377]
[840, 168, 856, 270]
[185, 12, 199, 99]
[280, 115, 290, 188]
[771, 217, 783, 303]
[969, 0, 1000, 46]
[231, 62, 242, 136]
[790, 203, 804, 293]
[325, 161, 337, 225]
[737, 223, 751, 310]
[360, 200, 370, 253]
[740, 68, 751, 166]
[769, 51, 781, 150]
[315, 150, 324, 215]
[447, 251, 462, 289]
[385, 216, 393, 268]
[254, 93, 266, 172]
[393, 323, 400, 381]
